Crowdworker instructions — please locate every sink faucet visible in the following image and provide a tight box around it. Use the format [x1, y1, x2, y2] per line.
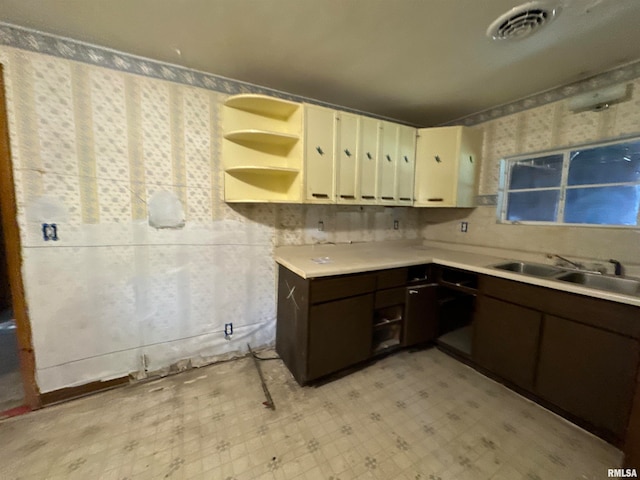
[609, 259, 623, 276]
[547, 254, 584, 270]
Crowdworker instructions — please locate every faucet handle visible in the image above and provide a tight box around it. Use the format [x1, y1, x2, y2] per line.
[609, 259, 623, 276]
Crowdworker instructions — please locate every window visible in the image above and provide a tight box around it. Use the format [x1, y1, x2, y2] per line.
[499, 137, 640, 227]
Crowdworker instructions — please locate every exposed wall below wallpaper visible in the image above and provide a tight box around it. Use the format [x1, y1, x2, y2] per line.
[424, 77, 640, 271]
[0, 45, 423, 393]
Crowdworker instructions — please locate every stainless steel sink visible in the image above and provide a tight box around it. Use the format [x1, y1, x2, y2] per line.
[555, 271, 640, 296]
[492, 261, 564, 277]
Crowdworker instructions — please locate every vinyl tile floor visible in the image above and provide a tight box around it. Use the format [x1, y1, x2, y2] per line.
[0, 348, 623, 480]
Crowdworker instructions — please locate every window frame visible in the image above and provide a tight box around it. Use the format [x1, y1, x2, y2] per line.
[497, 134, 640, 229]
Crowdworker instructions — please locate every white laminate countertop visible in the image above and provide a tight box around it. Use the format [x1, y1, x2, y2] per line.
[274, 240, 640, 307]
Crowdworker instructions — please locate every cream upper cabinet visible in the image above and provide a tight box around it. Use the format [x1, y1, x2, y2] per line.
[414, 126, 482, 207]
[222, 94, 303, 203]
[222, 95, 422, 207]
[304, 104, 337, 203]
[396, 125, 416, 205]
[378, 121, 398, 204]
[336, 112, 359, 204]
[358, 116, 379, 204]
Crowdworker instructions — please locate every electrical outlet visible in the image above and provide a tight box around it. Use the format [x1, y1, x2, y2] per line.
[42, 223, 59, 241]
[317, 220, 324, 231]
[460, 222, 468, 233]
[393, 220, 399, 230]
[224, 323, 233, 340]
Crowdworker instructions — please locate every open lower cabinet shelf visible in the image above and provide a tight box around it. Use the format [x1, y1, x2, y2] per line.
[372, 338, 401, 354]
[373, 317, 402, 328]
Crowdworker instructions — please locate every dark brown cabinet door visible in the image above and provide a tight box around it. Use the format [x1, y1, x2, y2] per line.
[473, 295, 542, 391]
[403, 284, 438, 346]
[307, 294, 374, 381]
[536, 315, 640, 438]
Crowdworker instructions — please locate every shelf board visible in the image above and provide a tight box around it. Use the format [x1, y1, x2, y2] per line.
[226, 166, 300, 176]
[373, 339, 401, 354]
[438, 325, 472, 357]
[224, 198, 299, 204]
[373, 318, 403, 328]
[438, 280, 477, 295]
[225, 129, 299, 147]
[224, 94, 300, 119]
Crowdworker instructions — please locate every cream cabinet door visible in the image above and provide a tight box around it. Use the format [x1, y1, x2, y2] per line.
[456, 128, 482, 207]
[415, 127, 459, 206]
[378, 121, 398, 203]
[337, 112, 359, 203]
[396, 125, 416, 204]
[305, 105, 336, 203]
[359, 117, 379, 202]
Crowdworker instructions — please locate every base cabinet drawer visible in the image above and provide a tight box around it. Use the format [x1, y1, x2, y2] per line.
[536, 315, 640, 438]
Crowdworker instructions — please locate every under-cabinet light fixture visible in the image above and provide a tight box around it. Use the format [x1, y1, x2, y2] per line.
[567, 83, 629, 113]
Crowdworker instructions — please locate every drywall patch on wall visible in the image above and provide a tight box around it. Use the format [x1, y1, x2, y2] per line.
[148, 191, 185, 229]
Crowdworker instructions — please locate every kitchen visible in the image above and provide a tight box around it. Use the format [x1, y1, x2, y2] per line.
[0, 1, 639, 479]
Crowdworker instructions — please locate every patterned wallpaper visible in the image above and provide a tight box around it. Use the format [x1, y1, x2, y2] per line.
[476, 76, 640, 196]
[0, 45, 422, 393]
[424, 80, 640, 268]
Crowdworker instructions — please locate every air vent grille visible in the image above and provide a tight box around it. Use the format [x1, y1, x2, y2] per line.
[488, 2, 560, 41]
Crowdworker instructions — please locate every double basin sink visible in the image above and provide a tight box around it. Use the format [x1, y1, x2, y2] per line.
[492, 261, 640, 297]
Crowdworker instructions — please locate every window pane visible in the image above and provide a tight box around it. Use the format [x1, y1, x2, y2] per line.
[509, 154, 563, 190]
[506, 190, 560, 222]
[568, 140, 640, 185]
[564, 186, 640, 225]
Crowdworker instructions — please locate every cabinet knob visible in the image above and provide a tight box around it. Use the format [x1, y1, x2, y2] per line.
[344, 148, 352, 157]
[366, 152, 372, 160]
[316, 146, 324, 156]
[435, 155, 441, 163]
[386, 154, 392, 162]
[409, 290, 419, 294]
[469, 155, 473, 163]
[403, 155, 409, 163]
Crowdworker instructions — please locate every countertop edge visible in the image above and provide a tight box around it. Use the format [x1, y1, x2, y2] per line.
[274, 245, 640, 308]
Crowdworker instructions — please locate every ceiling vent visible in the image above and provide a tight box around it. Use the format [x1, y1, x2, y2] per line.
[487, 2, 561, 41]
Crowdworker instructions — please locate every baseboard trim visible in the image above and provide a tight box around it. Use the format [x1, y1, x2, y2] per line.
[40, 376, 130, 406]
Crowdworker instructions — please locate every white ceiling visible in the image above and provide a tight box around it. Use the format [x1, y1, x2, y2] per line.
[1, 0, 639, 126]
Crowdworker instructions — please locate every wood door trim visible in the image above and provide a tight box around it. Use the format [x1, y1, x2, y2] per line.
[0, 64, 41, 409]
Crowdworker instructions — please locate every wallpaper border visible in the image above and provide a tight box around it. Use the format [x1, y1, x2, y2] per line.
[0, 22, 416, 126]
[454, 60, 640, 126]
[1, 21, 639, 127]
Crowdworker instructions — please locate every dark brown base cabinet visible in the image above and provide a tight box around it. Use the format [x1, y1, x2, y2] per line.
[473, 296, 541, 391]
[536, 315, 639, 440]
[276, 264, 439, 385]
[276, 262, 640, 465]
[308, 294, 374, 380]
[474, 275, 640, 448]
[404, 283, 439, 346]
